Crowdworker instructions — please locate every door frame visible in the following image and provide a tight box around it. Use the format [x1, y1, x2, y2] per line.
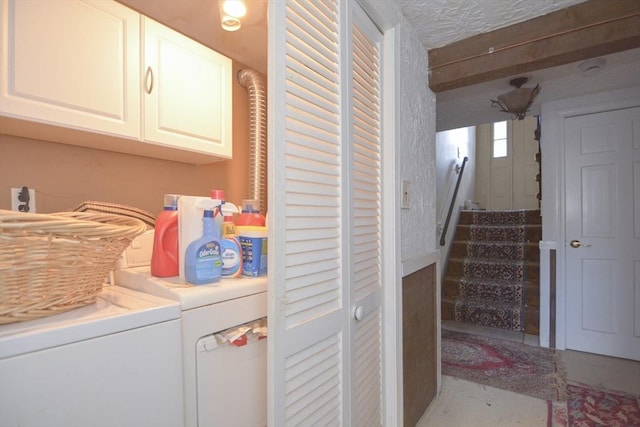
[540, 85, 640, 350]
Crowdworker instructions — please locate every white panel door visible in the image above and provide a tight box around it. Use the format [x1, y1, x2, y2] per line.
[268, 0, 384, 425]
[480, 118, 539, 210]
[565, 106, 640, 361]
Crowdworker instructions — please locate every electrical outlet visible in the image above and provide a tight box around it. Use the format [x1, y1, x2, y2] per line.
[11, 187, 36, 213]
[401, 180, 410, 209]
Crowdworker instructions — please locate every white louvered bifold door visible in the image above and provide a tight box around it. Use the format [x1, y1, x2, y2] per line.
[268, 1, 383, 426]
[349, 4, 383, 426]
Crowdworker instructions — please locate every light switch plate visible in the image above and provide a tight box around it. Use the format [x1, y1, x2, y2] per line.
[401, 180, 410, 209]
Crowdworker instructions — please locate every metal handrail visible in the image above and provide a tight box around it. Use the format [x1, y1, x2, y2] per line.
[439, 156, 468, 246]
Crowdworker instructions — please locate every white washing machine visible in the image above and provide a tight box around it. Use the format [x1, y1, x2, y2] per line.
[114, 266, 268, 427]
[0, 285, 184, 427]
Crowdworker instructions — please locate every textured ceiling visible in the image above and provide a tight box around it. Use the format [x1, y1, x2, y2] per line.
[396, 0, 639, 131]
[394, 0, 587, 48]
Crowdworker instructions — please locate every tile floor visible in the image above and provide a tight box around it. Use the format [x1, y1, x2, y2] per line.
[416, 321, 640, 426]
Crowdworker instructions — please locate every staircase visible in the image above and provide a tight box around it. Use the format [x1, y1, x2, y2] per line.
[442, 209, 541, 334]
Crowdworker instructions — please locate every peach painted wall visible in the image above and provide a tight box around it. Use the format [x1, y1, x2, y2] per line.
[0, 61, 261, 216]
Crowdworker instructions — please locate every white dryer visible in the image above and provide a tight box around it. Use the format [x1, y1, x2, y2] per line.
[0, 286, 184, 427]
[115, 266, 267, 427]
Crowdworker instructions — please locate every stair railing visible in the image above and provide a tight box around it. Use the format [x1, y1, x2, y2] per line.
[439, 156, 468, 246]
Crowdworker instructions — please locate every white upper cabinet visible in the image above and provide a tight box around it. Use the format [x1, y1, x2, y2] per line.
[0, 0, 232, 164]
[143, 17, 232, 159]
[0, 0, 141, 138]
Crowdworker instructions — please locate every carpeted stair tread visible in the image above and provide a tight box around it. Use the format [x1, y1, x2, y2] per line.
[443, 298, 523, 331]
[445, 283, 523, 306]
[442, 277, 528, 306]
[447, 257, 525, 281]
[448, 256, 526, 266]
[458, 209, 541, 226]
[446, 277, 523, 298]
[449, 240, 540, 262]
[454, 224, 539, 243]
[443, 297, 521, 310]
[458, 241, 526, 260]
[445, 276, 527, 287]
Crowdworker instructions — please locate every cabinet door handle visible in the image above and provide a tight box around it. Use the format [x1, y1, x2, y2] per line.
[145, 66, 154, 94]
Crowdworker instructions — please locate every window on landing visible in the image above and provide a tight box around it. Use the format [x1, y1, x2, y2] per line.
[492, 121, 508, 158]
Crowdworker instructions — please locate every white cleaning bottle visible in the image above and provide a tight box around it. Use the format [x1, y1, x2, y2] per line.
[184, 209, 222, 285]
[220, 204, 243, 278]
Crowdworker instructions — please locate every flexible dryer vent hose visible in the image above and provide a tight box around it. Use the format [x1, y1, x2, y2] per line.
[237, 69, 267, 215]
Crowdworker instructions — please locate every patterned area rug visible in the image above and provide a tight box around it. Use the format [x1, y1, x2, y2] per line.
[549, 382, 640, 427]
[441, 329, 566, 402]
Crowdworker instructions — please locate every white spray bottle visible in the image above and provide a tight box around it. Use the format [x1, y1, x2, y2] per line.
[220, 203, 243, 278]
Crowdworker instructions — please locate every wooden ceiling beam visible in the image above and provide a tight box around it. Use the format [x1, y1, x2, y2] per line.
[428, 0, 640, 93]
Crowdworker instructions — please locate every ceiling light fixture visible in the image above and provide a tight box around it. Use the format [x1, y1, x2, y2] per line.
[578, 57, 606, 77]
[220, 0, 246, 32]
[491, 77, 541, 120]
[222, 0, 246, 18]
[221, 15, 241, 31]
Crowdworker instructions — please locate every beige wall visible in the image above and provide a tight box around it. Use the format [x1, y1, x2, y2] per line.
[0, 61, 261, 216]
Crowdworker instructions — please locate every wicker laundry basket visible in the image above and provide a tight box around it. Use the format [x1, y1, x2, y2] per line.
[0, 209, 147, 325]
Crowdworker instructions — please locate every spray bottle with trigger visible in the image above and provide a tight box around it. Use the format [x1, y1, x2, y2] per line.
[220, 202, 243, 278]
[184, 195, 226, 285]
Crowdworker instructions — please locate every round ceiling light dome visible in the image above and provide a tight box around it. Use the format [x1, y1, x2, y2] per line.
[223, 0, 247, 18]
[578, 57, 606, 77]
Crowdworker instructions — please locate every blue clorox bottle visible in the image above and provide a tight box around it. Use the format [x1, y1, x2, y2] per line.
[184, 209, 222, 285]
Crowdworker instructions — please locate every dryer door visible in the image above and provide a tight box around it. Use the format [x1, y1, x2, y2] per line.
[196, 321, 267, 426]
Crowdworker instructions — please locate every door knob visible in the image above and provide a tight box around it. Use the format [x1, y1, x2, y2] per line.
[569, 240, 591, 248]
[353, 306, 364, 321]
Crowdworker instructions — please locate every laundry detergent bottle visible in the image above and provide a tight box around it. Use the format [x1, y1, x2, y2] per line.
[151, 194, 179, 277]
[236, 199, 266, 226]
[184, 209, 222, 285]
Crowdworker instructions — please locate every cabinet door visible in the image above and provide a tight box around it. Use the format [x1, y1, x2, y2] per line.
[143, 17, 232, 158]
[0, 0, 140, 138]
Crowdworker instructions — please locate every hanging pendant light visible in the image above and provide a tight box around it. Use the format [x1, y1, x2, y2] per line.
[491, 77, 540, 120]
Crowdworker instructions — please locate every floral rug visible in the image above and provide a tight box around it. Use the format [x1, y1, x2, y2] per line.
[441, 329, 567, 402]
[549, 382, 640, 427]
